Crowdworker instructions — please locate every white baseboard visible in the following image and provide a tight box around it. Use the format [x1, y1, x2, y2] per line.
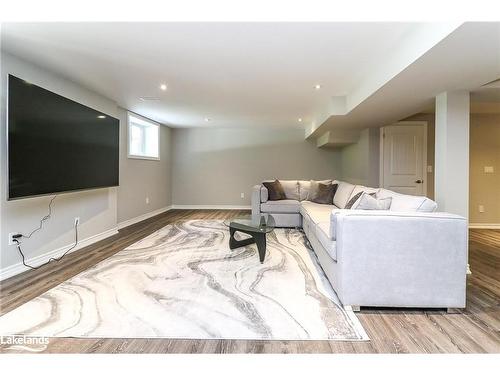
[469, 223, 500, 229]
[117, 206, 173, 230]
[171, 205, 251, 210]
[0, 227, 119, 281]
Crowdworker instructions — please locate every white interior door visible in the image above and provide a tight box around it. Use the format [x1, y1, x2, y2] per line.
[381, 122, 427, 196]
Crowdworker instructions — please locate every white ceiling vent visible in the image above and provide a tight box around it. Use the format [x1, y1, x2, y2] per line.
[481, 78, 500, 88]
[139, 96, 160, 101]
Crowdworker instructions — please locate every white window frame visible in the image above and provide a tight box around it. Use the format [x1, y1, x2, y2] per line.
[127, 112, 160, 161]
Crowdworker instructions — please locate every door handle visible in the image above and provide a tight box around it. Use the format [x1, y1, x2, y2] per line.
[415, 179, 423, 184]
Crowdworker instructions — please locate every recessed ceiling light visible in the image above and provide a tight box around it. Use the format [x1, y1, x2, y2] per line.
[204, 118, 211, 122]
[298, 118, 303, 122]
[314, 84, 321, 90]
[160, 83, 167, 91]
[97, 115, 106, 119]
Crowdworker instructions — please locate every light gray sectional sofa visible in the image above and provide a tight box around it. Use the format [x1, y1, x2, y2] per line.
[251, 180, 468, 311]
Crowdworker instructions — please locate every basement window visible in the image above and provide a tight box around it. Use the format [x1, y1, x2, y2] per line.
[128, 113, 160, 160]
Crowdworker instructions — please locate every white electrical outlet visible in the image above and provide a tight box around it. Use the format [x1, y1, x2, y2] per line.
[8, 232, 20, 246]
[240, 193, 245, 199]
[479, 205, 485, 213]
[74, 217, 80, 226]
[427, 165, 433, 173]
[146, 197, 150, 204]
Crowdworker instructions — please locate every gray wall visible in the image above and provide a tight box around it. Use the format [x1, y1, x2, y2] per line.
[0, 52, 172, 273]
[340, 128, 380, 187]
[117, 109, 172, 222]
[468, 114, 500, 224]
[171, 127, 341, 206]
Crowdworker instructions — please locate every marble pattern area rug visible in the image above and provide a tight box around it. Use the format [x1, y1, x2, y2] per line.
[0, 220, 369, 341]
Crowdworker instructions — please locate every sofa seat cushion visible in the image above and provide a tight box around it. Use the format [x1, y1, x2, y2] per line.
[316, 220, 333, 240]
[300, 201, 338, 224]
[315, 222, 337, 261]
[261, 199, 301, 213]
[377, 189, 437, 212]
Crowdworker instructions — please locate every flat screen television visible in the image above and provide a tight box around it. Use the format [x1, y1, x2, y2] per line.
[8, 75, 120, 200]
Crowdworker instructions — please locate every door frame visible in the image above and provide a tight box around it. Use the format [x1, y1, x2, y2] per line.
[379, 121, 428, 196]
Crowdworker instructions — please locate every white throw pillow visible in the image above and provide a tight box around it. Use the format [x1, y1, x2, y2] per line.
[354, 192, 392, 210]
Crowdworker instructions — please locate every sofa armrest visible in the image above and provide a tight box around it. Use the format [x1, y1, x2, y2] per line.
[333, 210, 468, 307]
[251, 184, 262, 216]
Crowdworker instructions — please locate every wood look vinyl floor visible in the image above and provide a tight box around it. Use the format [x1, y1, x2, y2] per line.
[1, 209, 499, 353]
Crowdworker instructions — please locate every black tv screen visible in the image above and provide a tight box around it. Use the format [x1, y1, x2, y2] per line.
[8, 75, 119, 200]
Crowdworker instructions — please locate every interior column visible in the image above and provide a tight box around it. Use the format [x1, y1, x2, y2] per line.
[434, 91, 470, 218]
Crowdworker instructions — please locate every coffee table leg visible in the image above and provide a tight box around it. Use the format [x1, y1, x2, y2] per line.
[253, 232, 267, 263]
[229, 227, 256, 250]
[229, 227, 267, 263]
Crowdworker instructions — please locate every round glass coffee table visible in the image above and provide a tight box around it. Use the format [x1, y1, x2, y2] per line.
[223, 214, 276, 263]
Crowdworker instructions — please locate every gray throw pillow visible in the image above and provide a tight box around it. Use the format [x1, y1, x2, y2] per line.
[262, 180, 287, 201]
[309, 181, 338, 204]
[345, 191, 364, 209]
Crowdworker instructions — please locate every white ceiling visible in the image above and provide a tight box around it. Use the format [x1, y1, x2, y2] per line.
[2, 22, 499, 138]
[1, 22, 421, 128]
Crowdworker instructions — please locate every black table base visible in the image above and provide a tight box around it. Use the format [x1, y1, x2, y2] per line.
[229, 227, 267, 263]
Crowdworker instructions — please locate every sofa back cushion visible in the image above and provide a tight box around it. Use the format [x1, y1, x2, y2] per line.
[279, 180, 300, 200]
[333, 180, 355, 208]
[298, 180, 331, 201]
[349, 185, 380, 199]
[377, 188, 437, 212]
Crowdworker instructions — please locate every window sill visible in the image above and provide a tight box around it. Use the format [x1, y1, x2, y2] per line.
[127, 154, 160, 161]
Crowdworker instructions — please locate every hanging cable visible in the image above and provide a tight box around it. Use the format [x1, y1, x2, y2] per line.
[12, 195, 79, 270]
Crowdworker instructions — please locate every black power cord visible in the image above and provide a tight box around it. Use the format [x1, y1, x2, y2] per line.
[22, 195, 57, 239]
[13, 195, 79, 270]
